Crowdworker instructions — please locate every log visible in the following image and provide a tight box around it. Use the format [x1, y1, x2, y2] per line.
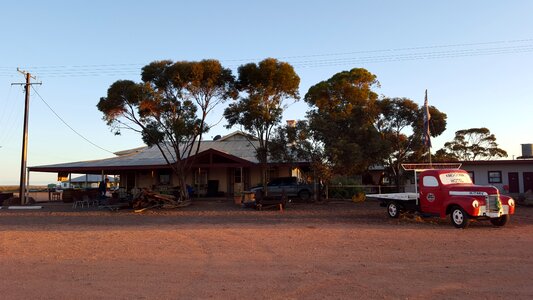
[132, 189, 190, 212]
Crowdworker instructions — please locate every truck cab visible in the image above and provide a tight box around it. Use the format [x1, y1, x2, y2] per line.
[369, 165, 516, 228]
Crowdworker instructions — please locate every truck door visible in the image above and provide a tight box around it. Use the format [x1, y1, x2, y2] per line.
[419, 175, 442, 214]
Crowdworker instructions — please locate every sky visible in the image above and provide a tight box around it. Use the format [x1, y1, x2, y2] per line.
[0, 0, 532, 185]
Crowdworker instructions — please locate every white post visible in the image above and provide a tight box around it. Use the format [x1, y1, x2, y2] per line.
[414, 170, 419, 206]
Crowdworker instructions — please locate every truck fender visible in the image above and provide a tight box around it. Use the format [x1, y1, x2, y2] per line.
[443, 197, 477, 218]
[499, 195, 516, 215]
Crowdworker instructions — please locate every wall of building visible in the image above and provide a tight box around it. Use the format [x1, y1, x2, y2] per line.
[116, 164, 312, 196]
[137, 171, 156, 189]
[249, 168, 262, 187]
[463, 162, 533, 193]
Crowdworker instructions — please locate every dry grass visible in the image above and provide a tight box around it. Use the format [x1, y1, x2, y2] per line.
[0, 185, 47, 193]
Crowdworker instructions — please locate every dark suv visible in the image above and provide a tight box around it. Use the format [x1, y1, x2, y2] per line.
[250, 177, 313, 201]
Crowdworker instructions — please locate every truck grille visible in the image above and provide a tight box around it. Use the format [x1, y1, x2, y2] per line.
[487, 195, 502, 212]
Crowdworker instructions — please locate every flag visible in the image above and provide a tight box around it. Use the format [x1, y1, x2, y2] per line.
[423, 89, 431, 148]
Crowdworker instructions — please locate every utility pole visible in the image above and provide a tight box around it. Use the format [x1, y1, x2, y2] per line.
[12, 69, 41, 205]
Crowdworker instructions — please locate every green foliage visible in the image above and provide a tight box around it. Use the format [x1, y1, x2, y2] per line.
[410, 105, 447, 160]
[269, 121, 333, 182]
[224, 58, 300, 161]
[97, 59, 236, 200]
[433, 148, 460, 162]
[330, 175, 361, 185]
[375, 97, 447, 187]
[224, 58, 300, 190]
[304, 68, 386, 175]
[376, 97, 447, 185]
[440, 127, 508, 160]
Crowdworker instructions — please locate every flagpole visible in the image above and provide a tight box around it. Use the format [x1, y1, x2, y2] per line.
[424, 89, 432, 167]
[428, 142, 432, 167]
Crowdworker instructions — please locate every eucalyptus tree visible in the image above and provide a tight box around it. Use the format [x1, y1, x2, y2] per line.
[376, 97, 447, 187]
[97, 59, 236, 201]
[440, 127, 507, 160]
[304, 68, 386, 175]
[269, 121, 332, 201]
[224, 58, 300, 189]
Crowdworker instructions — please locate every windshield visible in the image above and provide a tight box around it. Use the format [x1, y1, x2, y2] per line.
[439, 172, 473, 185]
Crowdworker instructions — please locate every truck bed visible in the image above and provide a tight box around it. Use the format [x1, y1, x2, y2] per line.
[366, 192, 418, 201]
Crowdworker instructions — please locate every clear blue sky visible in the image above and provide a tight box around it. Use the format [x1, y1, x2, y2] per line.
[1, 0, 532, 185]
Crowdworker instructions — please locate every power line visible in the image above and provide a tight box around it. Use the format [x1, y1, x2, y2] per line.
[30, 86, 115, 154]
[0, 38, 532, 77]
[0, 86, 23, 147]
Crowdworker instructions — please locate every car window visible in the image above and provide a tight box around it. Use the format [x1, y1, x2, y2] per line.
[423, 176, 439, 187]
[282, 178, 295, 185]
[269, 177, 297, 186]
[268, 179, 280, 186]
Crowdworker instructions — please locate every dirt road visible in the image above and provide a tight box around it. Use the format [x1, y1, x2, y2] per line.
[1, 199, 532, 299]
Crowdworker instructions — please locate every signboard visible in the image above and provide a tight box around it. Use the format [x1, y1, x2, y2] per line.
[426, 193, 436, 202]
[439, 172, 472, 185]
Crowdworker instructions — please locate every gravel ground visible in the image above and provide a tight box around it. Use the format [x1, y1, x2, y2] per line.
[1, 193, 532, 299]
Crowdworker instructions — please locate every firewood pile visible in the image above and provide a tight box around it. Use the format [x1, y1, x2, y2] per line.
[132, 189, 191, 212]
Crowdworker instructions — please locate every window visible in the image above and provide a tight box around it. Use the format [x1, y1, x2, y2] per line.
[234, 168, 242, 184]
[467, 171, 475, 183]
[423, 176, 439, 187]
[488, 171, 502, 184]
[159, 171, 171, 185]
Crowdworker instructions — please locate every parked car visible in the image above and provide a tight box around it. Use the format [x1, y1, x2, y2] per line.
[250, 177, 313, 201]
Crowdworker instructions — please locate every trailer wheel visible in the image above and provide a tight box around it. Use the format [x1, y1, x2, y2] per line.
[387, 201, 400, 218]
[450, 206, 470, 228]
[490, 215, 509, 227]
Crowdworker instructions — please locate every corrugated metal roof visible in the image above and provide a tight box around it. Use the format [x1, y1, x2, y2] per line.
[29, 132, 262, 172]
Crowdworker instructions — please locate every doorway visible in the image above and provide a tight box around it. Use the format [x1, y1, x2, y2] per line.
[524, 172, 533, 193]
[508, 172, 519, 193]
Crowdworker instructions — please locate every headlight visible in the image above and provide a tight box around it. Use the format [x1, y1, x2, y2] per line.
[508, 199, 515, 207]
[472, 200, 479, 208]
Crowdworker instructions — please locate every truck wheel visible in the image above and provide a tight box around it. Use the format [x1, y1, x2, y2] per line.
[298, 190, 311, 202]
[387, 201, 400, 218]
[490, 215, 509, 227]
[450, 206, 470, 228]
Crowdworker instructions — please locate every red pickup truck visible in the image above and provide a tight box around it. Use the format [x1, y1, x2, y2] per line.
[368, 167, 516, 228]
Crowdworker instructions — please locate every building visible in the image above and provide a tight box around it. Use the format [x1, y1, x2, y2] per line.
[462, 159, 533, 194]
[29, 132, 310, 197]
[59, 174, 118, 189]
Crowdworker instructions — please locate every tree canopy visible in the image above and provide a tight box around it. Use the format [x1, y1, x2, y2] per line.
[376, 97, 447, 186]
[304, 68, 386, 175]
[439, 127, 508, 160]
[224, 58, 300, 186]
[97, 59, 236, 200]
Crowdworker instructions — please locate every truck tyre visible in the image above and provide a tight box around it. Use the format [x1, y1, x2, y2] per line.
[387, 201, 400, 218]
[298, 190, 311, 202]
[450, 206, 470, 228]
[490, 215, 509, 227]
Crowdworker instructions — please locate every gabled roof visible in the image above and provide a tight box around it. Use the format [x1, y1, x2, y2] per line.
[217, 131, 258, 142]
[29, 132, 263, 173]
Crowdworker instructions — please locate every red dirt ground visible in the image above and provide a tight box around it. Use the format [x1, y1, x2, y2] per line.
[1, 193, 532, 299]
